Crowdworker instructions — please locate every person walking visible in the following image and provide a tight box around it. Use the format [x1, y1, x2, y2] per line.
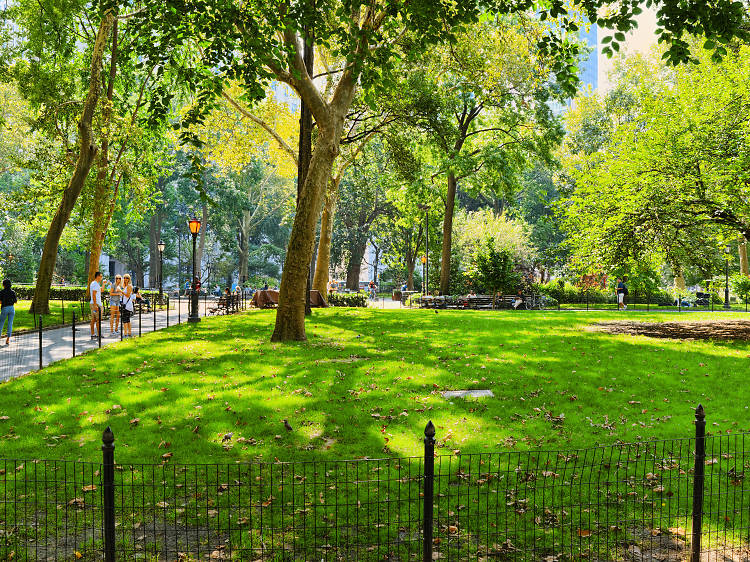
[109, 275, 122, 336]
[89, 271, 103, 339]
[616, 277, 629, 310]
[0, 279, 18, 345]
[121, 274, 134, 337]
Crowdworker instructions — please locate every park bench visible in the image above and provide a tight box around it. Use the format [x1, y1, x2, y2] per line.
[208, 295, 239, 315]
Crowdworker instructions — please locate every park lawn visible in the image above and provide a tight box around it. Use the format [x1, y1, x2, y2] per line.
[0, 308, 747, 462]
[1, 308, 749, 559]
[9, 299, 88, 333]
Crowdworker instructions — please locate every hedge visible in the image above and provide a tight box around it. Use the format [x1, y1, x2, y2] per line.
[327, 292, 368, 307]
[13, 284, 161, 302]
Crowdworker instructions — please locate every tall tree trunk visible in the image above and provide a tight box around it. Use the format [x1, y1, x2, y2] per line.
[739, 236, 749, 276]
[196, 204, 207, 283]
[312, 175, 340, 294]
[31, 11, 115, 314]
[406, 258, 416, 291]
[439, 171, 457, 295]
[674, 273, 686, 292]
[87, 18, 118, 285]
[271, 127, 347, 341]
[148, 212, 162, 287]
[345, 242, 367, 290]
[238, 215, 249, 283]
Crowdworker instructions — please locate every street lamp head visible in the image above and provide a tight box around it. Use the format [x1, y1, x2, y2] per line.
[188, 218, 202, 235]
[724, 245, 732, 255]
[417, 203, 431, 211]
[157, 241, 165, 253]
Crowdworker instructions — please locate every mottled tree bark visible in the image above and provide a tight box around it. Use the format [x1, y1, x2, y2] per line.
[31, 11, 115, 314]
[739, 236, 748, 276]
[312, 175, 340, 294]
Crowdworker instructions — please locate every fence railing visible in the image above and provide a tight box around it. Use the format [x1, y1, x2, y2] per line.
[0, 406, 747, 560]
[0, 292, 249, 382]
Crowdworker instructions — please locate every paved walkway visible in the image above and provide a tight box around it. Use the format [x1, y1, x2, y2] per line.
[0, 298, 211, 382]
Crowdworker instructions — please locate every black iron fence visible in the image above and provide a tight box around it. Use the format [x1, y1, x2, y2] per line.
[0, 406, 748, 560]
[0, 293, 249, 382]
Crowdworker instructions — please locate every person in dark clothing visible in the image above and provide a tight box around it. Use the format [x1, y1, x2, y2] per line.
[616, 276, 629, 310]
[0, 279, 18, 345]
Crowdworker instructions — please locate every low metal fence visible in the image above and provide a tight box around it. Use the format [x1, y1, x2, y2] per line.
[0, 406, 748, 560]
[0, 293, 249, 382]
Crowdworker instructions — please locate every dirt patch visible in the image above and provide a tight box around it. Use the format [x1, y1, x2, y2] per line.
[591, 320, 750, 341]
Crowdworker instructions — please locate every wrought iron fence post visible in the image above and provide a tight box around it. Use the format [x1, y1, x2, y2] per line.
[166, 296, 169, 327]
[633, 290, 637, 311]
[62, 297, 65, 324]
[423, 421, 436, 562]
[678, 294, 681, 313]
[120, 307, 123, 342]
[72, 311, 76, 358]
[647, 292, 650, 311]
[102, 427, 116, 562]
[178, 294, 181, 324]
[204, 293, 207, 317]
[153, 296, 156, 332]
[586, 290, 589, 311]
[38, 315, 43, 370]
[139, 306, 142, 337]
[690, 404, 706, 562]
[98, 309, 102, 349]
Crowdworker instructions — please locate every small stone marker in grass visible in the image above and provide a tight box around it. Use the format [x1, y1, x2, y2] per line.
[442, 389, 494, 399]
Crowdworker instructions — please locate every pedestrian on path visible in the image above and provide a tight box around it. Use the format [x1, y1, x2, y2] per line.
[616, 276, 629, 310]
[121, 274, 134, 337]
[89, 271, 103, 339]
[109, 275, 122, 336]
[0, 279, 17, 345]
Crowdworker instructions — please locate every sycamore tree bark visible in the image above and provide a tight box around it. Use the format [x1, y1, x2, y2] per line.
[312, 176, 340, 294]
[270, 30, 360, 341]
[31, 10, 115, 314]
[739, 236, 749, 276]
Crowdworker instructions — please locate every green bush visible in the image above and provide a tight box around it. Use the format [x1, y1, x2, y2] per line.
[327, 292, 368, 307]
[13, 284, 161, 302]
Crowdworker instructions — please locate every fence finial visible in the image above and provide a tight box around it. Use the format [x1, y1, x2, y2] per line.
[695, 404, 705, 420]
[424, 420, 436, 440]
[102, 426, 115, 446]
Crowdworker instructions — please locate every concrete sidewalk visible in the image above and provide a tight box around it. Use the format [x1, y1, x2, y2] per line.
[0, 299, 200, 382]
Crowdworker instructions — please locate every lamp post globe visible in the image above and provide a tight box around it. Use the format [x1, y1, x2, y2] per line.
[724, 245, 731, 309]
[188, 219, 202, 322]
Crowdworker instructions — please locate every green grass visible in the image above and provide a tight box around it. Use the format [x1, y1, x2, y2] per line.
[1, 308, 748, 559]
[7, 299, 87, 333]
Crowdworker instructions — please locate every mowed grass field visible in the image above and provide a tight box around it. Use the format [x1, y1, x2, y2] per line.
[0, 308, 747, 463]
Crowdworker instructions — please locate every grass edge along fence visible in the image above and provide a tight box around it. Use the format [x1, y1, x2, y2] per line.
[1, 405, 748, 561]
[0, 293, 249, 382]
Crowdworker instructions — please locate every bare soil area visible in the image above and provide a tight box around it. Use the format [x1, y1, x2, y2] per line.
[590, 320, 750, 341]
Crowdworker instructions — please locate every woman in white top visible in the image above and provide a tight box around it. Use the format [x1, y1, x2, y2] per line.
[121, 274, 134, 337]
[109, 275, 122, 336]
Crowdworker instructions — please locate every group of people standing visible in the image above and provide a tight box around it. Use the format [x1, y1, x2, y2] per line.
[89, 271, 139, 339]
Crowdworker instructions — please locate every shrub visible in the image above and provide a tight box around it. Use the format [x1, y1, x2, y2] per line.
[13, 284, 161, 302]
[327, 292, 368, 307]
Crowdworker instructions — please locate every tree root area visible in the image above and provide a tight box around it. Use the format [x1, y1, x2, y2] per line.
[592, 319, 750, 341]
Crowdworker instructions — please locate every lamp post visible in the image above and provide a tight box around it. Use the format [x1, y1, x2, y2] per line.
[418, 204, 430, 294]
[421, 255, 427, 294]
[724, 244, 731, 309]
[157, 241, 165, 304]
[188, 219, 202, 322]
[177, 228, 182, 295]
